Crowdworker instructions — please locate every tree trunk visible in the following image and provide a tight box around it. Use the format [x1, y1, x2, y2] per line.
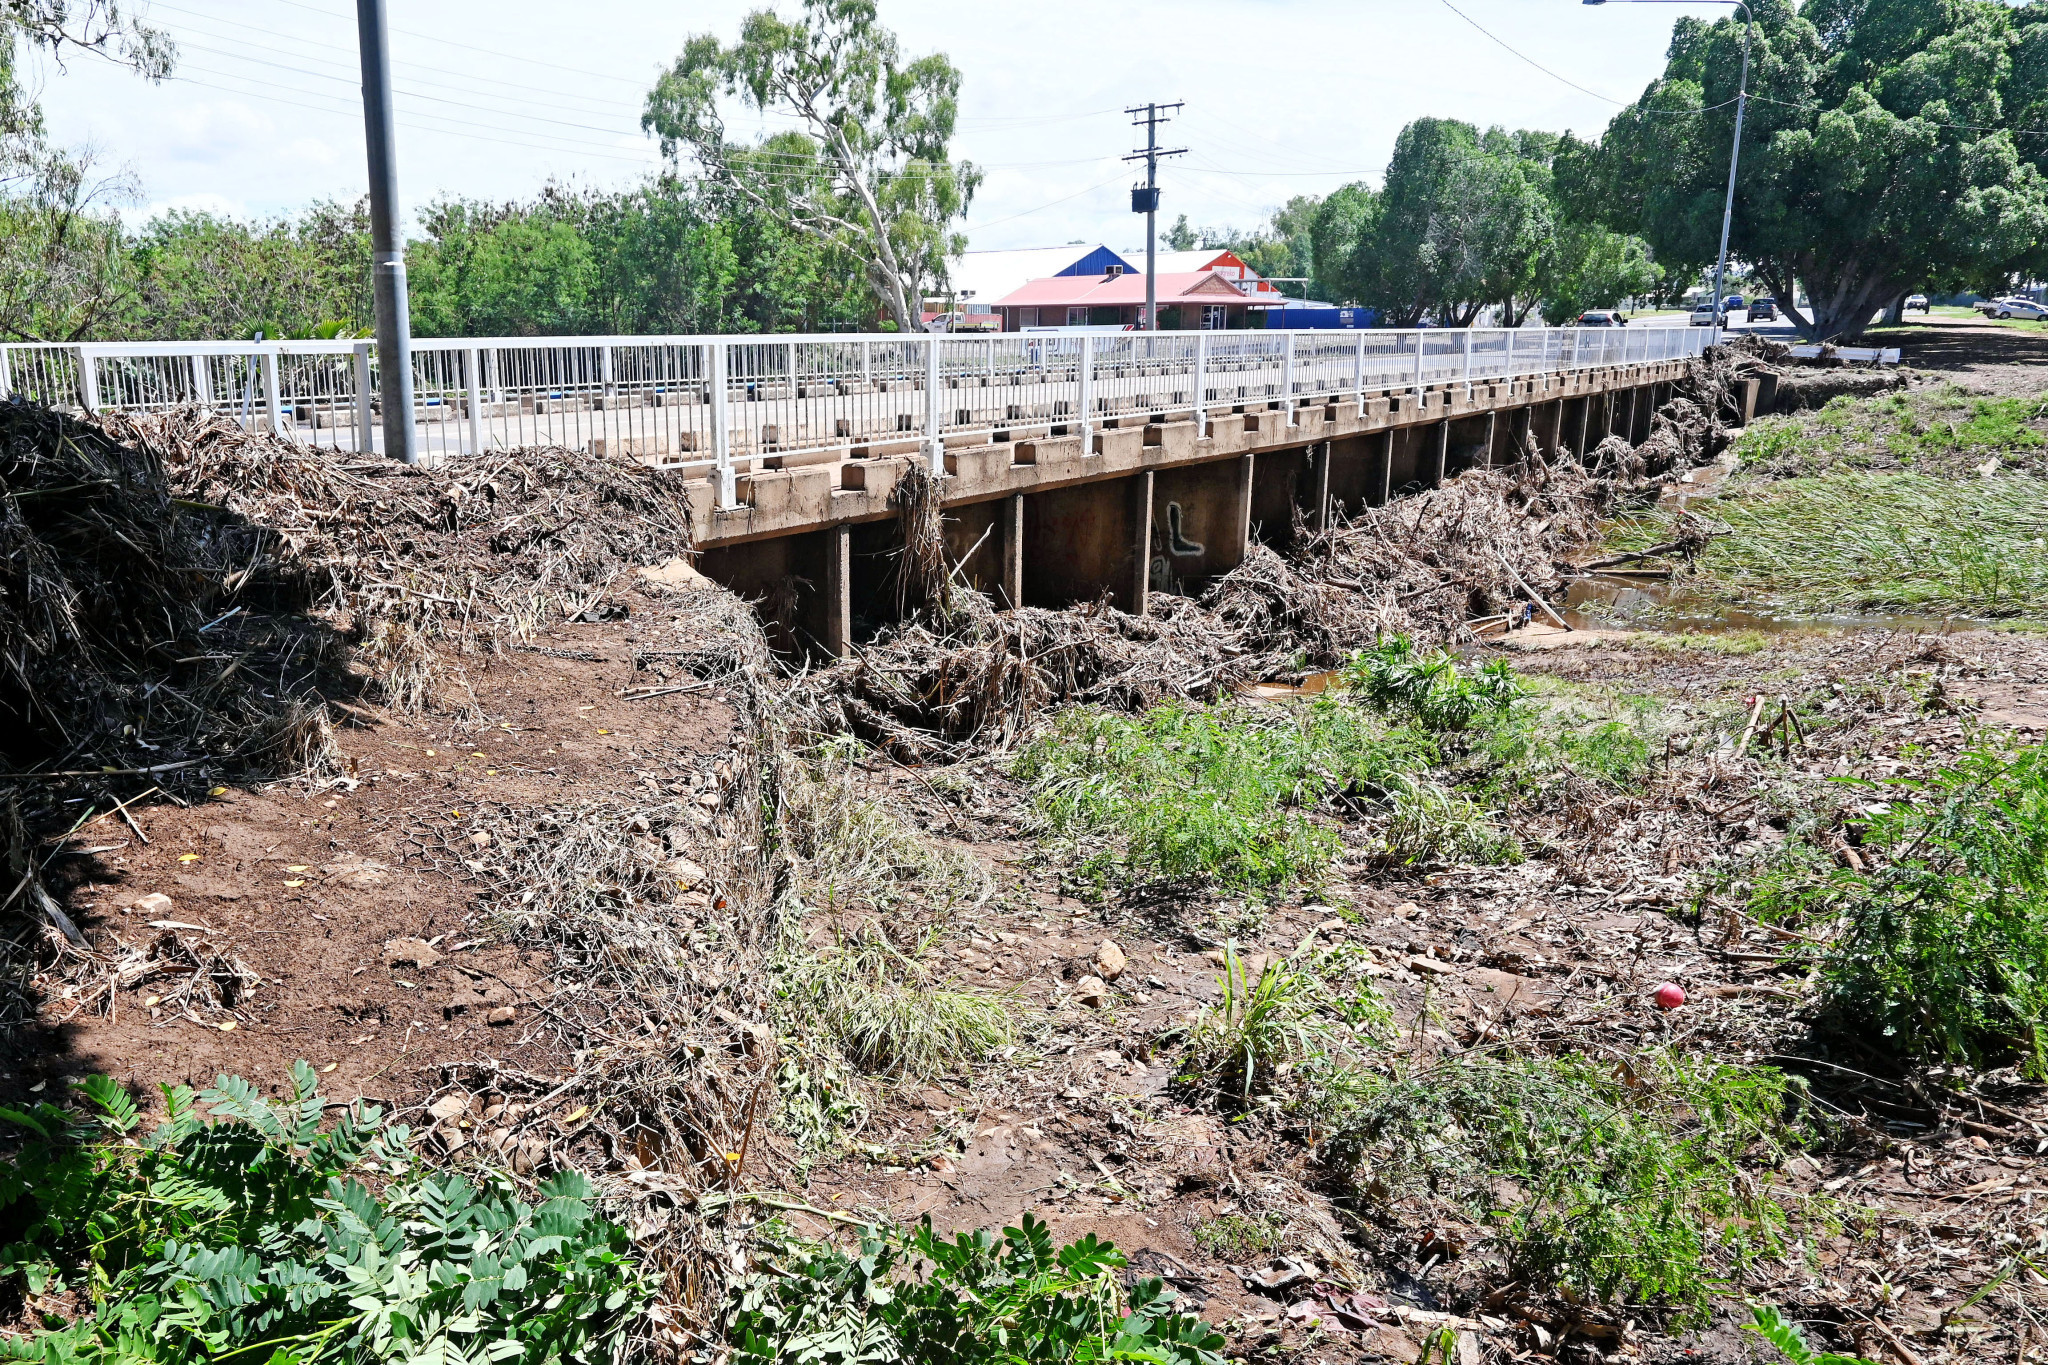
[1883, 292, 1907, 327]
[1790, 259, 1901, 344]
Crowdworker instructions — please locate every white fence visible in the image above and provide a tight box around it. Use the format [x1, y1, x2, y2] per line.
[0, 326, 1712, 510]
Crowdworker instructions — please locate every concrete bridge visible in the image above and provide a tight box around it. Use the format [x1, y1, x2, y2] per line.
[0, 325, 1725, 655]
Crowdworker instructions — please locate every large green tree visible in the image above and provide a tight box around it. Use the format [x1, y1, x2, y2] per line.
[123, 201, 369, 340]
[641, 0, 979, 332]
[1574, 0, 2048, 341]
[1, 0, 172, 340]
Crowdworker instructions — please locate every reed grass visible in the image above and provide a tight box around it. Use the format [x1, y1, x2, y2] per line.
[1613, 471, 2048, 617]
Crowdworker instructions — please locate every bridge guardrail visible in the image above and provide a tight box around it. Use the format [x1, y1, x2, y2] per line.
[0, 326, 1715, 510]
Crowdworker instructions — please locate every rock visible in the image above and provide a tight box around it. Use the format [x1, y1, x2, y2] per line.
[1393, 901, 1420, 919]
[467, 830, 492, 850]
[637, 556, 711, 589]
[1095, 940, 1127, 981]
[1315, 918, 1349, 937]
[1202, 948, 1229, 967]
[1072, 975, 1108, 1007]
[427, 1092, 468, 1123]
[127, 892, 174, 917]
[326, 857, 392, 888]
[1407, 955, 1460, 977]
[486, 1005, 518, 1025]
[667, 857, 707, 887]
[385, 937, 442, 970]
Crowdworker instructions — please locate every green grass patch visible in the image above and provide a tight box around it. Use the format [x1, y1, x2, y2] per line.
[1730, 388, 2048, 480]
[1610, 470, 2048, 617]
[776, 929, 1015, 1080]
[1190, 1212, 1285, 1262]
[1317, 1051, 1811, 1324]
[1016, 692, 1509, 898]
[727, 1213, 1224, 1365]
[0, 1065, 649, 1365]
[1623, 628, 1775, 656]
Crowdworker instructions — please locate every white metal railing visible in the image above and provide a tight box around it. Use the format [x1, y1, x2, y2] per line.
[0, 325, 1713, 510]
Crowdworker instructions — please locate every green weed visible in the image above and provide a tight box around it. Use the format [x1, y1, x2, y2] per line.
[1744, 1304, 1879, 1365]
[0, 1065, 648, 1365]
[1016, 695, 1495, 897]
[1341, 636, 1522, 731]
[1773, 740, 2048, 1075]
[776, 928, 1015, 1080]
[1318, 1050, 1809, 1323]
[1190, 1213, 1284, 1262]
[1176, 941, 1390, 1109]
[1181, 946, 1334, 1107]
[726, 1213, 1224, 1365]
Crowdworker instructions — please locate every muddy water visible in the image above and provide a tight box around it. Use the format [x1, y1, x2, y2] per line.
[1562, 571, 1968, 637]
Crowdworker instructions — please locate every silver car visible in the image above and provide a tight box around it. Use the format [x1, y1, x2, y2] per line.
[1689, 303, 1720, 326]
[1986, 297, 2048, 321]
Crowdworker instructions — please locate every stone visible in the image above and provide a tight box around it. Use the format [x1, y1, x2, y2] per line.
[427, 1092, 468, 1123]
[1407, 955, 1460, 977]
[385, 937, 442, 969]
[1393, 901, 1420, 919]
[1072, 975, 1108, 1007]
[1095, 939, 1127, 981]
[637, 556, 711, 589]
[486, 1005, 517, 1025]
[667, 858, 707, 887]
[127, 892, 174, 917]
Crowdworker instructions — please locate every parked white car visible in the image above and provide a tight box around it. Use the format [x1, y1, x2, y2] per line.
[1689, 302, 1721, 326]
[1976, 297, 2048, 320]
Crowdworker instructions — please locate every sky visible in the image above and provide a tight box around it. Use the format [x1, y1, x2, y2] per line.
[26, 0, 1716, 251]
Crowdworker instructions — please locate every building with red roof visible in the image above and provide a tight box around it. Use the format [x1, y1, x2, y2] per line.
[989, 269, 1259, 332]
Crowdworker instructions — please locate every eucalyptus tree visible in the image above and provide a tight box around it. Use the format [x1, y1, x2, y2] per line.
[642, 0, 980, 332]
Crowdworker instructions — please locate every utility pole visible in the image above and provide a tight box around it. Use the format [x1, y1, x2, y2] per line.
[1123, 102, 1185, 332]
[356, 0, 417, 464]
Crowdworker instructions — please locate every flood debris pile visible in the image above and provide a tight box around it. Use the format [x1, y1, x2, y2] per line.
[100, 406, 697, 709]
[789, 343, 1754, 762]
[0, 402, 343, 814]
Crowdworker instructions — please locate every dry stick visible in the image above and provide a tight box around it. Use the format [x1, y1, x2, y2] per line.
[1497, 552, 1571, 629]
[1, 759, 208, 780]
[1734, 694, 1768, 755]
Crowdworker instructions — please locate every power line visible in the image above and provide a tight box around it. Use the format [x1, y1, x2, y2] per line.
[1433, 0, 1628, 104]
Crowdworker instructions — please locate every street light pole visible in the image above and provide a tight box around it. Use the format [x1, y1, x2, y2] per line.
[1584, 0, 1753, 332]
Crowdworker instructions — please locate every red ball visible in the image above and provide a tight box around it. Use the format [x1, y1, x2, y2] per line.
[1654, 982, 1686, 1010]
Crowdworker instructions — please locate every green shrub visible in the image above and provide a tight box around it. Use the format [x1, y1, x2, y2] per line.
[1318, 1051, 1807, 1323]
[1802, 741, 2048, 1075]
[727, 1213, 1224, 1365]
[0, 1064, 648, 1365]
